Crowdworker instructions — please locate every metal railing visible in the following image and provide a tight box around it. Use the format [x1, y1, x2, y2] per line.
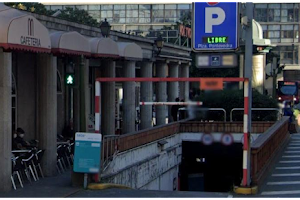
[101, 135, 120, 172]
[230, 108, 281, 122]
[178, 107, 227, 122]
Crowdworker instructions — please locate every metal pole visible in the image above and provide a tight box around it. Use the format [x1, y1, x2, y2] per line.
[84, 173, 88, 189]
[94, 81, 101, 182]
[242, 2, 253, 187]
[272, 57, 277, 99]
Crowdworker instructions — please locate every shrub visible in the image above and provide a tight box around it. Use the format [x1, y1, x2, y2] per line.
[193, 89, 279, 121]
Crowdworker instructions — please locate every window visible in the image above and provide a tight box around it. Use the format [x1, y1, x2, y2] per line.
[281, 25, 293, 38]
[165, 10, 177, 18]
[268, 4, 280, 22]
[295, 4, 299, 22]
[153, 10, 164, 18]
[281, 4, 294, 22]
[75, 5, 88, 10]
[254, 4, 268, 22]
[139, 4, 151, 10]
[88, 5, 100, 10]
[126, 18, 139, 24]
[88, 11, 101, 19]
[268, 25, 280, 38]
[276, 45, 299, 64]
[101, 11, 113, 18]
[50, 5, 63, 10]
[139, 10, 151, 18]
[64, 5, 75, 10]
[102, 5, 113, 10]
[126, 5, 138, 10]
[126, 10, 138, 18]
[178, 4, 190, 10]
[114, 10, 125, 18]
[262, 25, 268, 38]
[114, 5, 125, 10]
[139, 18, 151, 23]
[295, 25, 299, 39]
[153, 4, 164, 10]
[165, 4, 176, 9]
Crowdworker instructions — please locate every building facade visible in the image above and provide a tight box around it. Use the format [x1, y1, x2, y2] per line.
[44, 3, 191, 34]
[254, 3, 299, 65]
[45, 3, 300, 65]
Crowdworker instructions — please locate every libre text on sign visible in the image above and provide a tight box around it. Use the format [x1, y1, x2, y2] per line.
[193, 2, 238, 51]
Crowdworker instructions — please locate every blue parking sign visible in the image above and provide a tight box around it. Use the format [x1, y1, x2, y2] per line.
[193, 2, 238, 51]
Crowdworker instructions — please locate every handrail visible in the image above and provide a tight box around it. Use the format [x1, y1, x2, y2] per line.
[101, 135, 120, 172]
[230, 108, 281, 122]
[178, 107, 227, 122]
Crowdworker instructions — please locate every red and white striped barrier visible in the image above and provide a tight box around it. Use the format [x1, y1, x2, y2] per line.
[94, 81, 101, 182]
[242, 80, 250, 186]
[139, 102, 203, 106]
[95, 81, 101, 134]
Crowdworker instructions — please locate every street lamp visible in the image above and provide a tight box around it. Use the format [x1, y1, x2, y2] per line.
[155, 35, 164, 55]
[100, 18, 111, 38]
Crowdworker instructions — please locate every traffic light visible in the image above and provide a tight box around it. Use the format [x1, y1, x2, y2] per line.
[66, 74, 74, 85]
[253, 45, 272, 54]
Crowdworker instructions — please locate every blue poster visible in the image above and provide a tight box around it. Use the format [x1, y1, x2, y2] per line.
[73, 132, 102, 173]
[193, 2, 238, 51]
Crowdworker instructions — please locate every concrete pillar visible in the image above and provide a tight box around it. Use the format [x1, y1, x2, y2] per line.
[101, 60, 116, 135]
[57, 58, 65, 135]
[167, 62, 179, 122]
[140, 61, 153, 129]
[179, 63, 189, 101]
[122, 61, 136, 134]
[252, 54, 264, 94]
[79, 56, 89, 132]
[83, 58, 90, 132]
[74, 60, 80, 132]
[37, 54, 57, 176]
[156, 62, 167, 125]
[0, 49, 12, 192]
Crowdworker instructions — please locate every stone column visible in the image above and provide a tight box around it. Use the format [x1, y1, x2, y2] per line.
[252, 54, 264, 94]
[0, 49, 12, 192]
[140, 61, 153, 129]
[101, 59, 116, 135]
[80, 56, 89, 132]
[74, 59, 80, 132]
[179, 63, 189, 101]
[122, 61, 136, 134]
[37, 54, 57, 176]
[156, 62, 167, 125]
[167, 62, 179, 122]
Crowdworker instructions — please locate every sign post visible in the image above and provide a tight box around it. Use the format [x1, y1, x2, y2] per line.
[192, 2, 238, 51]
[73, 132, 102, 189]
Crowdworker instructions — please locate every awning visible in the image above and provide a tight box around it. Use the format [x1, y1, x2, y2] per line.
[50, 31, 91, 56]
[117, 42, 143, 60]
[0, 5, 51, 53]
[89, 37, 119, 58]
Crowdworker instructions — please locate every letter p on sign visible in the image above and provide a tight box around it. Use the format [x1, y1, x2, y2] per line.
[205, 7, 226, 33]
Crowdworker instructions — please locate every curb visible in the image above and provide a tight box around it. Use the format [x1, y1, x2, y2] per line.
[233, 185, 258, 195]
[87, 183, 132, 190]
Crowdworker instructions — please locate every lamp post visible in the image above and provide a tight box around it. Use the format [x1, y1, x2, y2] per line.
[100, 18, 111, 38]
[155, 35, 164, 55]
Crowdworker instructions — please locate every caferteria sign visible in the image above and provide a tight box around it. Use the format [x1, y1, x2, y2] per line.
[20, 18, 41, 47]
[0, 6, 51, 52]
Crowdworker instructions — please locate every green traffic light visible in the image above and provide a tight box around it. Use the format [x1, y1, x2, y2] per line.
[66, 74, 74, 85]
